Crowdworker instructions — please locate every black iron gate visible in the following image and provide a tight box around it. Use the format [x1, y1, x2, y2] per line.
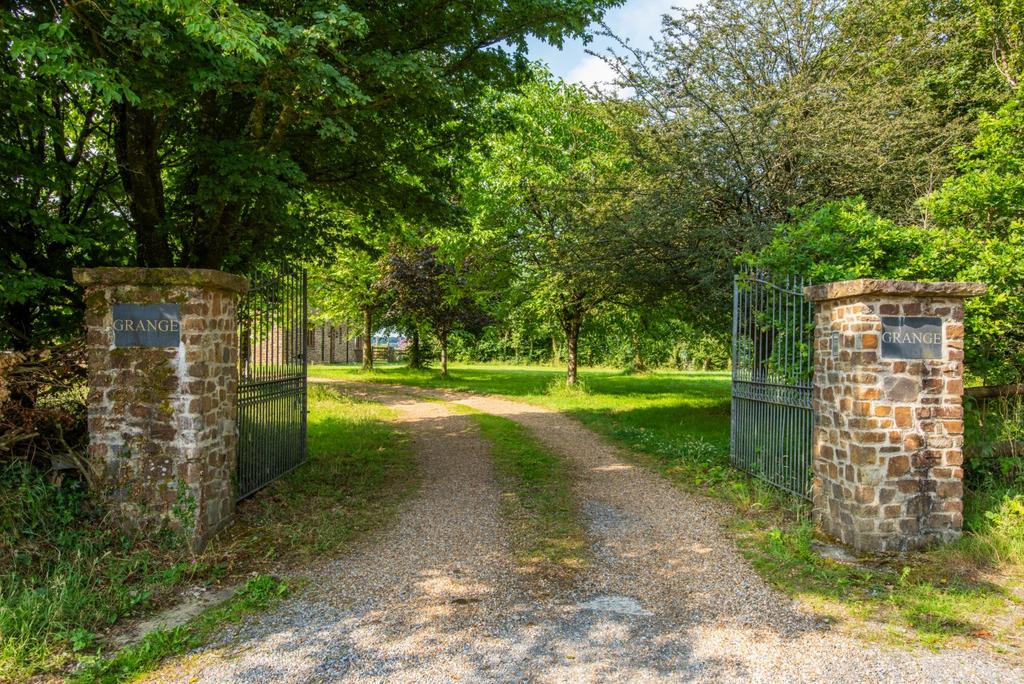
[730, 269, 814, 499]
[237, 268, 308, 500]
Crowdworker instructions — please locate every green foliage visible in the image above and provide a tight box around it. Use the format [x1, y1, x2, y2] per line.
[755, 199, 937, 283]
[756, 91, 1024, 382]
[448, 296, 731, 372]
[966, 398, 1023, 474]
[933, 228, 1024, 382]
[2, 1, 619, 347]
[466, 74, 632, 368]
[926, 96, 1024, 235]
[974, 493, 1024, 565]
[590, 0, 1023, 342]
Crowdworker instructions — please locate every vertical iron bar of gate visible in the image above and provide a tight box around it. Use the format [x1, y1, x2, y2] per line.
[733, 272, 741, 471]
[301, 269, 308, 464]
[236, 268, 308, 501]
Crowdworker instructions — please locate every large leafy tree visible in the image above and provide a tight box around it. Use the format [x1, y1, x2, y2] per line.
[383, 246, 489, 377]
[467, 75, 640, 385]
[2, 0, 619, 348]
[1, 7, 133, 350]
[602, 0, 1015, 324]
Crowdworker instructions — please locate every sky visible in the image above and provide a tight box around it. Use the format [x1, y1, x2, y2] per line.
[525, 0, 692, 87]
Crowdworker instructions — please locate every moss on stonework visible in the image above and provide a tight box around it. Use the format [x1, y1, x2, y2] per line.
[84, 290, 108, 318]
[159, 398, 173, 418]
[144, 363, 176, 404]
[73, 267, 248, 293]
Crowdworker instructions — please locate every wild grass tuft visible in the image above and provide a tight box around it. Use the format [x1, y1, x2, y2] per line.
[544, 376, 590, 397]
[0, 462, 217, 680]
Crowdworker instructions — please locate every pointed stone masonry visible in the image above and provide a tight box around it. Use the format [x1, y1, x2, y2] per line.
[74, 268, 248, 550]
[804, 279, 985, 553]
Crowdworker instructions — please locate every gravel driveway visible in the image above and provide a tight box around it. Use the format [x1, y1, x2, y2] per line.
[143, 382, 1024, 683]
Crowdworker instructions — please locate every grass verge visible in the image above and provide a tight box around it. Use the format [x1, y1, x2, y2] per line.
[311, 363, 1023, 655]
[211, 383, 416, 569]
[1, 383, 415, 681]
[453, 404, 587, 580]
[70, 575, 288, 683]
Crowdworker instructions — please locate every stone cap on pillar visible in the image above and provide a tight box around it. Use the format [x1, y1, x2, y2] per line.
[73, 267, 249, 293]
[803, 279, 985, 303]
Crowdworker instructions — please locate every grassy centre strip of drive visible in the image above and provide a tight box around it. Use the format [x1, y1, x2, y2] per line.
[452, 404, 588, 578]
[309, 365, 1023, 653]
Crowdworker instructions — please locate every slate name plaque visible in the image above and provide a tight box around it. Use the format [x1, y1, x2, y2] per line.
[880, 316, 943, 359]
[112, 304, 181, 348]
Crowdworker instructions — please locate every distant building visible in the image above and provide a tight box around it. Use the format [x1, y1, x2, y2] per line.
[248, 320, 404, 367]
[307, 322, 358, 364]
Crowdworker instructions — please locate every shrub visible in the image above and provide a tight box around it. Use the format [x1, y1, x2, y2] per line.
[0, 339, 88, 472]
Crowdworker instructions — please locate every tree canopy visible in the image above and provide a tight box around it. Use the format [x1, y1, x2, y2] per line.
[1, 0, 619, 349]
[4, 0, 1023, 385]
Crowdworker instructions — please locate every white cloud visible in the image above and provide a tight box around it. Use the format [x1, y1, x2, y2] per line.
[528, 0, 695, 94]
[606, 0, 687, 44]
[567, 54, 618, 87]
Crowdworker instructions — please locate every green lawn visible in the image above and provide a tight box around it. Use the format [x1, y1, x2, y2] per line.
[311, 361, 1024, 655]
[310, 362, 732, 453]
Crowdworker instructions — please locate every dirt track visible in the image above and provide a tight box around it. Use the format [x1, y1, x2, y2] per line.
[142, 381, 1024, 683]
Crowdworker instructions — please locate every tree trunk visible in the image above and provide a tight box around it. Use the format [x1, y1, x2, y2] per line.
[439, 333, 449, 377]
[631, 326, 646, 372]
[551, 336, 559, 366]
[113, 102, 172, 266]
[361, 306, 373, 371]
[562, 310, 583, 386]
[6, 301, 33, 352]
[408, 327, 422, 369]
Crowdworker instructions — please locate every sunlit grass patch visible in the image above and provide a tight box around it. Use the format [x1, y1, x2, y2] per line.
[213, 383, 416, 565]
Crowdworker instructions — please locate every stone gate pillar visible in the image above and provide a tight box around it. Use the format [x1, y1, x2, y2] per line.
[803, 279, 985, 553]
[74, 267, 248, 549]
